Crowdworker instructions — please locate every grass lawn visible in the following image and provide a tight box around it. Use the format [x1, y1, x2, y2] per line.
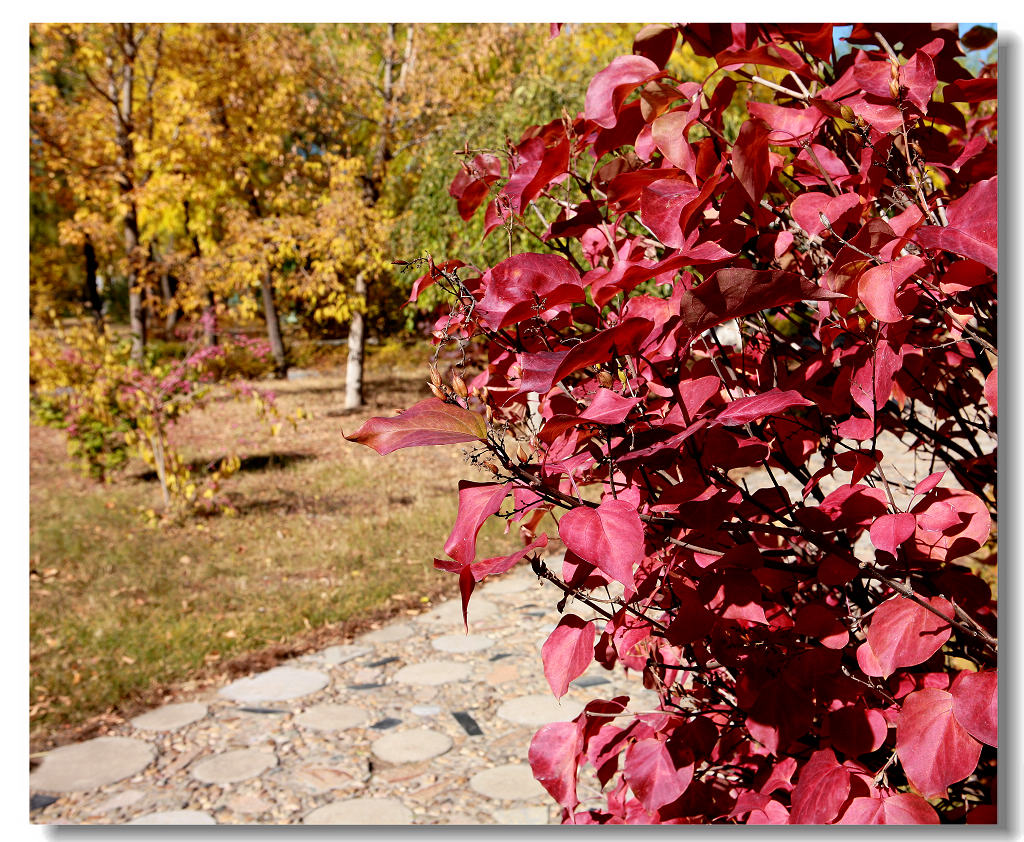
[30, 341, 527, 751]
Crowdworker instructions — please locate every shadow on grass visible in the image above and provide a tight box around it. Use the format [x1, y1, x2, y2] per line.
[134, 451, 315, 483]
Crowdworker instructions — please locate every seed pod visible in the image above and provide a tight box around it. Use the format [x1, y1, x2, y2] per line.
[839, 104, 856, 122]
[485, 405, 494, 423]
[452, 374, 469, 398]
[429, 364, 443, 388]
[485, 461, 499, 475]
[428, 382, 446, 400]
[889, 76, 900, 98]
[597, 370, 614, 388]
[516, 442, 532, 463]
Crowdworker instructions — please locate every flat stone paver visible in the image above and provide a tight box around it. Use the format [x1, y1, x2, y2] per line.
[30, 737, 155, 792]
[494, 806, 550, 824]
[218, 666, 329, 703]
[304, 797, 414, 825]
[127, 810, 217, 825]
[190, 749, 277, 784]
[497, 694, 585, 726]
[393, 660, 472, 686]
[311, 644, 370, 665]
[371, 728, 453, 764]
[131, 702, 208, 732]
[431, 633, 494, 653]
[481, 576, 533, 595]
[295, 703, 368, 731]
[424, 597, 499, 625]
[358, 623, 413, 644]
[470, 764, 545, 800]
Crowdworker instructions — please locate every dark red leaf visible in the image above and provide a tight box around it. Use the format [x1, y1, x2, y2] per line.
[542, 614, 596, 698]
[914, 177, 998, 271]
[897, 688, 983, 799]
[943, 77, 997, 103]
[449, 154, 502, 220]
[900, 50, 938, 111]
[864, 596, 953, 678]
[829, 705, 888, 757]
[633, 24, 678, 69]
[477, 252, 584, 330]
[680, 269, 842, 342]
[732, 118, 771, 203]
[712, 388, 812, 427]
[950, 669, 997, 747]
[344, 397, 487, 455]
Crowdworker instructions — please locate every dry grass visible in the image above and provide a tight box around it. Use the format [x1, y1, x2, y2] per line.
[29, 342, 525, 750]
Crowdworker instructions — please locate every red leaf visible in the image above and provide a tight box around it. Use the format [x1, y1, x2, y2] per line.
[732, 118, 771, 203]
[558, 499, 644, 588]
[789, 749, 852, 824]
[712, 388, 812, 426]
[344, 397, 487, 455]
[444, 481, 510, 565]
[624, 738, 693, 813]
[477, 253, 584, 330]
[585, 55, 662, 129]
[913, 471, 946, 498]
[864, 596, 953, 678]
[529, 720, 582, 809]
[909, 488, 992, 563]
[943, 77, 997, 103]
[869, 513, 917, 555]
[838, 793, 940, 824]
[542, 614, 596, 698]
[896, 688, 983, 799]
[914, 177, 998, 271]
[651, 111, 697, 178]
[857, 256, 926, 323]
[640, 179, 699, 248]
[950, 669, 997, 747]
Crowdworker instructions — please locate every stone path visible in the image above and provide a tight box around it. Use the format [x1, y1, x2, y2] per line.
[29, 552, 658, 826]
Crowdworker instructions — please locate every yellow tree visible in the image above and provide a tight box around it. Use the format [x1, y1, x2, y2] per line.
[31, 23, 168, 362]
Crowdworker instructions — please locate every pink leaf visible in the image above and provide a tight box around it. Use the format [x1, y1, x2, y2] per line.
[913, 471, 946, 498]
[790, 191, 861, 238]
[444, 482, 510, 565]
[529, 720, 582, 809]
[864, 596, 953, 678]
[897, 688, 983, 799]
[914, 177, 998, 271]
[869, 513, 917, 555]
[789, 749, 851, 824]
[712, 388, 812, 426]
[900, 49, 938, 111]
[542, 614, 596, 698]
[585, 55, 662, 129]
[746, 101, 826, 145]
[950, 669, 997, 747]
[838, 793, 940, 824]
[344, 397, 487, 455]
[624, 738, 693, 813]
[984, 368, 997, 416]
[477, 253, 584, 330]
[558, 499, 644, 588]
[857, 256, 926, 324]
[580, 388, 642, 425]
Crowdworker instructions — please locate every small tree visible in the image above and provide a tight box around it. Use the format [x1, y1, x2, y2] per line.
[348, 23, 997, 824]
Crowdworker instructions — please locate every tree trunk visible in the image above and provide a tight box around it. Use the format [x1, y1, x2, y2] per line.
[126, 205, 146, 365]
[345, 271, 367, 409]
[260, 268, 287, 378]
[83, 236, 103, 325]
